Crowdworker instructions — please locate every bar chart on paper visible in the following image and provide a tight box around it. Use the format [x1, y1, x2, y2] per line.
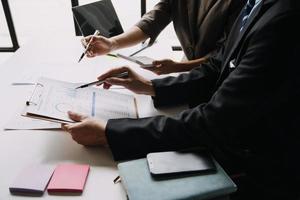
[23, 77, 138, 123]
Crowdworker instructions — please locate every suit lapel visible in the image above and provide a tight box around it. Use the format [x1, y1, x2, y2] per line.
[223, 0, 278, 69]
[223, 2, 264, 68]
[215, 0, 278, 87]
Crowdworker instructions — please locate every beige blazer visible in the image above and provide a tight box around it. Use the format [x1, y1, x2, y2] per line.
[136, 0, 246, 60]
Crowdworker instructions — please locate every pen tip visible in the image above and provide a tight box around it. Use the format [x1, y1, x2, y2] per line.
[78, 53, 84, 63]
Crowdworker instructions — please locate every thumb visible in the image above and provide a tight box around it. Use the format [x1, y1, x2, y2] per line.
[68, 111, 88, 122]
[152, 59, 165, 65]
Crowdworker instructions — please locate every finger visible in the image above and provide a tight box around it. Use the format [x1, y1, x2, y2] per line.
[152, 59, 169, 65]
[103, 82, 111, 89]
[153, 59, 172, 65]
[81, 36, 92, 47]
[97, 66, 130, 80]
[105, 77, 129, 87]
[142, 66, 157, 71]
[86, 52, 94, 58]
[61, 123, 80, 134]
[152, 60, 163, 65]
[154, 70, 163, 75]
[86, 50, 96, 58]
[81, 39, 87, 48]
[67, 111, 88, 122]
[86, 37, 95, 51]
[61, 123, 70, 131]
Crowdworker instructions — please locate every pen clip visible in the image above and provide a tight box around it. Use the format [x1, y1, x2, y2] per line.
[113, 175, 121, 184]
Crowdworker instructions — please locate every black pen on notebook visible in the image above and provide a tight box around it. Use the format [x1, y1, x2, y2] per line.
[75, 71, 129, 89]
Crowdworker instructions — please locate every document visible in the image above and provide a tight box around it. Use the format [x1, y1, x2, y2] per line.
[23, 77, 138, 123]
[4, 114, 60, 130]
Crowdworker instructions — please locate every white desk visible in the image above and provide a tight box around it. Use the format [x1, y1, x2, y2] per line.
[0, 36, 184, 199]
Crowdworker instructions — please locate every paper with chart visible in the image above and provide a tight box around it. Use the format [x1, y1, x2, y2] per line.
[23, 77, 138, 123]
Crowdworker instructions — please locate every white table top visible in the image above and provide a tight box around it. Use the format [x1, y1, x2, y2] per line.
[0, 36, 185, 199]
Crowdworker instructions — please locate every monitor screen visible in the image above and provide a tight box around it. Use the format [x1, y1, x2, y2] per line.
[72, 0, 124, 37]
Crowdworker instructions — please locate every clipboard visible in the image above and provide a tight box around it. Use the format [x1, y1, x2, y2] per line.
[22, 77, 139, 123]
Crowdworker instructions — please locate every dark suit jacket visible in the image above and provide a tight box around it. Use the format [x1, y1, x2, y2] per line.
[107, 0, 300, 198]
[136, 0, 246, 60]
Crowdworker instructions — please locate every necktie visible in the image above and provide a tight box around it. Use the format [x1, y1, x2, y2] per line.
[240, 0, 256, 31]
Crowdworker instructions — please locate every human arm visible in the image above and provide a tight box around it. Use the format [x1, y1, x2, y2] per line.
[83, 0, 172, 57]
[146, 57, 208, 75]
[98, 54, 221, 108]
[61, 111, 107, 146]
[83, 26, 148, 57]
[104, 12, 299, 161]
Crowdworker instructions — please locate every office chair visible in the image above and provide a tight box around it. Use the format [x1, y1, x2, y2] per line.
[71, 0, 147, 36]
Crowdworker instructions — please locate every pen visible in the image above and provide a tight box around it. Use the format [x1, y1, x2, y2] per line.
[129, 45, 149, 57]
[107, 53, 118, 58]
[75, 71, 129, 89]
[78, 30, 101, 63]
[129, 39, 156, 57]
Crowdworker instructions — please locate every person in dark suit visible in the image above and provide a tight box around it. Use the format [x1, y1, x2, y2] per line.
[63, 0, 300, 199]
[83, 0, 246, 75]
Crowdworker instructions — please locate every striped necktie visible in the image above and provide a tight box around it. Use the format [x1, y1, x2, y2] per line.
[240, 0, 256, 31]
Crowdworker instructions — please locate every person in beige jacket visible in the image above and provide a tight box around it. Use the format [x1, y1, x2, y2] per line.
[83, 0, 246, 75]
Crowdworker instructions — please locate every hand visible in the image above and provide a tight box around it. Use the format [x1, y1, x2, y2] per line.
[97, 66, 155, 96]
[61, 111, 107, 146]
[146, 59, 182, 75]
[81, 35, 117, 57]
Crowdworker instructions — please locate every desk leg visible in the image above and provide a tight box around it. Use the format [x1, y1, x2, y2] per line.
[71, 0, 81, 36]
[0, 0, 19, 52]
[141, 0, 146, 17]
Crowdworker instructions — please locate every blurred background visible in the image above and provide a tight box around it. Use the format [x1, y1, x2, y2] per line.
[0, 0, 176, 64]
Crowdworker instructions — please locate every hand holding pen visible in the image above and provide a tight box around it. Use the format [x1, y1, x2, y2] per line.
[96, 67, 155, 96]
[79, 30, 117, 61]
[75, 71, 129, 89]
[78, 30, 101, 62]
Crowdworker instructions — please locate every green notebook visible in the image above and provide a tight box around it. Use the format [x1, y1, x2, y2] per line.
[117, 158, 236, 200]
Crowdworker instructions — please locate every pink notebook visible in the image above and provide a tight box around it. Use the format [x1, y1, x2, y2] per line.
[47, 164, 90, 193]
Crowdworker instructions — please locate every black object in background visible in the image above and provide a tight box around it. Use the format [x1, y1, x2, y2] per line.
[72, 0, 124, 37]
[147, 149, 216, 177]
[172, 46, 183, 51]
[0, 0, 19, 52]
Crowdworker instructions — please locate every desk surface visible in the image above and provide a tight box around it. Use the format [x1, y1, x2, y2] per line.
[0, 36, 184, 199]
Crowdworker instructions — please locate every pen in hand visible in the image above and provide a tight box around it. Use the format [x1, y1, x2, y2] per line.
[78, 30, 100, 63]
[75, 71, 129, 89]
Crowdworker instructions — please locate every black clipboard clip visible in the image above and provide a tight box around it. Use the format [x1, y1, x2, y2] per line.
[26, 83, 44, 106]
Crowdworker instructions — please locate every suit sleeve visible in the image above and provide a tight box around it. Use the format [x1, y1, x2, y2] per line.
[135, 0, 172, 43]
[106, 13, 297, 161]
[151, 56, 221, 108]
